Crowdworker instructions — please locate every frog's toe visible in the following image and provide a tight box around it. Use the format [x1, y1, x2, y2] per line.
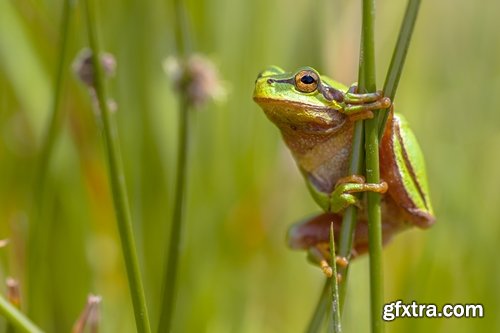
[335, 175, 365, 186]
[335, 256, 349, 267]
[339, 193, 360, 208]
[320, 261, 333, 278]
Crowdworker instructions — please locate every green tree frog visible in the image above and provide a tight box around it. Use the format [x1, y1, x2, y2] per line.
[253, 66, 435, 276]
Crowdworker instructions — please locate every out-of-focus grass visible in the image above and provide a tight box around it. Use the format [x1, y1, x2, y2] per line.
[1, 0, 499, 332]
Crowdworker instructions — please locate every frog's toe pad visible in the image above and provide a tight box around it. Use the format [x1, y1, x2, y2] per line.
[320, 261, 333, 278]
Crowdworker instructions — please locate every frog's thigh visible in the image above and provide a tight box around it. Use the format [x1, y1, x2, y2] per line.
[380, 113, 435, 228]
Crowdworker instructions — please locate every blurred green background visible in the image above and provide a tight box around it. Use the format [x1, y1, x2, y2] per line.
[1, 0, 499, 332]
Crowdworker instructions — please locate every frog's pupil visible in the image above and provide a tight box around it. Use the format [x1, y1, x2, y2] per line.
[301, 75, 315, 84]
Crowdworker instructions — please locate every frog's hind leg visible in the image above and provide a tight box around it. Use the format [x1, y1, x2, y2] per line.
[287, 212, 397, 276]
[379, 112, 436, 228]
[287, 213, 348, 278]
[308, 244, 348, 279]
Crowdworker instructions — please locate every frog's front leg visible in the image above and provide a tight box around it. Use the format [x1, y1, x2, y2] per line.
[340, 84, 392, 121]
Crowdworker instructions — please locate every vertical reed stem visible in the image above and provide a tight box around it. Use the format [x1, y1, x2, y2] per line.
[158, 0, 192, 332]
[82, 1, 151, 332]
[307, 1, 421, 330]
[359, 1, 384, 332]
[329, 224, 342, 333]
[28, 0, 73, 322]
[158, 95, 190, 332]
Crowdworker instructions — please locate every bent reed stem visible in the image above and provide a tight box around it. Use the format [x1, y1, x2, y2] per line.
[0, 295, 44, 333]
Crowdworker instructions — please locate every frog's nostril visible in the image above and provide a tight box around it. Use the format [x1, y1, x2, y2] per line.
[267, 79, 275, 84]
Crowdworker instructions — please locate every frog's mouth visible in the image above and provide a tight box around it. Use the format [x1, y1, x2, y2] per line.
[254, 97, 347, 135]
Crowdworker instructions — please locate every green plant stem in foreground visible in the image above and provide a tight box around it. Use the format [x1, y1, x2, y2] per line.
[337, 121, 365, 308]
[309, 19, 368, 333]
[306, 279, 330, 333]
[82, 0, 151, 332]
[329, 224, 342, 333]
[360, 0, 384, 333]
[158, 95, 191, 333]
[308, 0, 421, 330]
[0, 295, 44, 333]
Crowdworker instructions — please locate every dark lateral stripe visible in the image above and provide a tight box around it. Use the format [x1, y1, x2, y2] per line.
[394, 119, 429, 210]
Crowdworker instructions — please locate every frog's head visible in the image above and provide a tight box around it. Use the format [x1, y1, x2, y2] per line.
[253, 66, 346, 135]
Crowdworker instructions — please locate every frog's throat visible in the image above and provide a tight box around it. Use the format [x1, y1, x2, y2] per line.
[277, 113, 349, 156]
[282, 120, 355, 194]
[255, 99, 346, 137]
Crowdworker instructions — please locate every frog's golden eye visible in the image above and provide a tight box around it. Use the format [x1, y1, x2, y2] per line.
[294, 70, 319, 93]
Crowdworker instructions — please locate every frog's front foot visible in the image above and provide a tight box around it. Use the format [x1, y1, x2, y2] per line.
[330, 175, 388, 213]
[342, 84, 392, 121]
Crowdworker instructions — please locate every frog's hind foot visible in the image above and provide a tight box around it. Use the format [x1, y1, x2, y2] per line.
[310, 245, 349, 278]
[287, 213, 350, 278]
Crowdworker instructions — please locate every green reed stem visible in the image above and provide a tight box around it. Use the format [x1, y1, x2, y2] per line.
[378, 0, 421, 139]
[309, 0, 420, 330]
[82, 1, 151, 332]
[305, 279, 329, 333]
[158, 1, 192, 332]
[329, 224, 342, 333]
[158, 95, 190, 333]
[0, 295, 44, 333]
[28, 0, 73, 322]
[309, 2, 369, 329]
[359, 0, 384, 332]
[35, 2, 72, 189]
[337, 121, 364, 309]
